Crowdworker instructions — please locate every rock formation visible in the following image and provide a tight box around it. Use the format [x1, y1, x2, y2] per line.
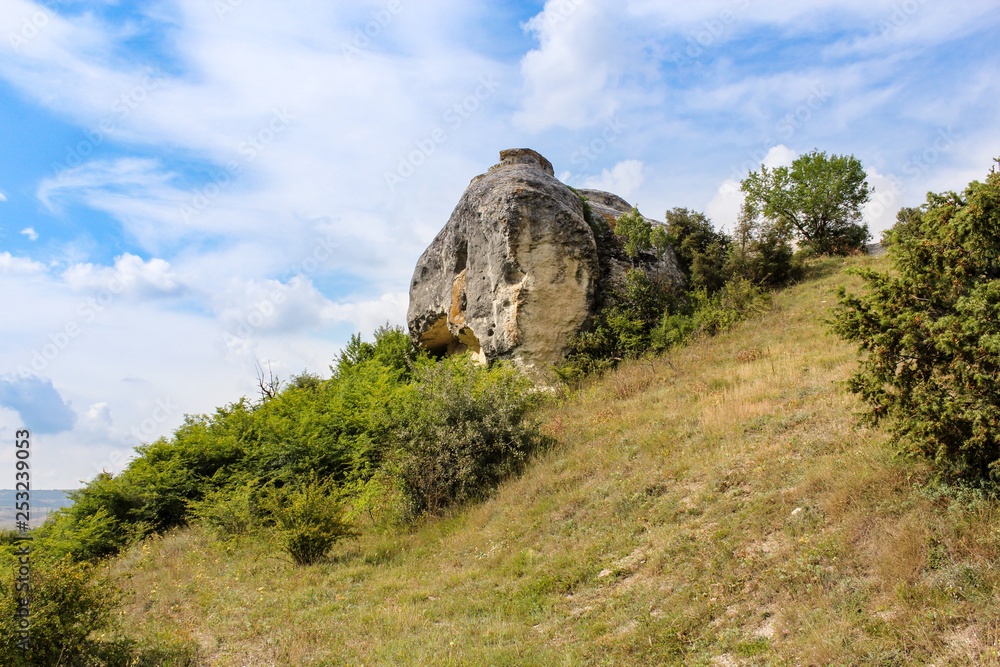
[407, 148, 682, 379]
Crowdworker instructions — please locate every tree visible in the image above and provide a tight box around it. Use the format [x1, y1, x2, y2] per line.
[831, 160, 1000, 482]
[614, 206, 652, 258]
[664, 207, 730, 292]
[741, 149, 871, 255]
[726, 203, 801, 287]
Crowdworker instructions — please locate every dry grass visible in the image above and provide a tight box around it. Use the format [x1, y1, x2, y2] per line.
[110, 256, 1000, 666]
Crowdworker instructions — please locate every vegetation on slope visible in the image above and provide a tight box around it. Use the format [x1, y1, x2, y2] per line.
[103, 256, 1000, 665]
[834, 160, 1000, 482]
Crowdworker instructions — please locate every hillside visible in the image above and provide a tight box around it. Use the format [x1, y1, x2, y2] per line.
[109, 256, 1000, 666]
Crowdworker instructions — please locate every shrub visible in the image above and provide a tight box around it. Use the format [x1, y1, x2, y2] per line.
[664, 207, 730, 292]
[555, 269, 675, 381]
[652, 279, 771, 350]
[615, 207, 652, 258]
[727, 206, 803, 287]
[393, 356, 548, 513]
[33, 506, 144, 563]
[832, 161, 1000, 482]
[188, 479, 268, 538]
[880, 206, 922, 247]
[0, 552, 123, 666]
[265, 475, 359, 565]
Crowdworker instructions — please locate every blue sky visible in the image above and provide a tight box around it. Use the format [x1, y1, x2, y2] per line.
[1, 0, 998, 488]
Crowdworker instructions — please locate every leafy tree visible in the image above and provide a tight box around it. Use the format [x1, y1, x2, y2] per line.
[650, 224, 670, 260]
[615, 206, 652, 258]
[742, 149, 871, 255]
[664, 207, 730, 292]
[831, 161, 1000, 482]
[726, 204, 802, 287]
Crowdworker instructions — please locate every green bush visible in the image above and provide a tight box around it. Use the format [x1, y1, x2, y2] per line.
[394, 356, 549, 513]
[0, 552, 122, 666]
[265, 475, 359, 565]
[188, 479, 268, 538]
[727, 206, 803, 287]
[556, 269, 675, 381]
[652, 279, 770, 350]
[664, 207, 730, 292]
[832, 160, 1000, 481]
[615, 207, 652, 258]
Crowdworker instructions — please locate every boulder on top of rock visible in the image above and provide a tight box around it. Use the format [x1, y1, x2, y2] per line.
[407, 148, 682, 380]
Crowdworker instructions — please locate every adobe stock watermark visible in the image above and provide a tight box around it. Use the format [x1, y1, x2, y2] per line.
[178, 108, 295, 222]
[570, 116, 627, 172]
[667, 0, 752, 71]
[529, 0, 586, 32]
[340, 0, 404, 59]
[119, 397, 178, 450]
[7, 1, 66, 52]
[16, 269, 136, 379]
[51, 68, 164, 175]
[864, 127, 960, 223]
[876, 0, 929, 37]
[384, 75, 500, 191]
[214, 0, 250, 19]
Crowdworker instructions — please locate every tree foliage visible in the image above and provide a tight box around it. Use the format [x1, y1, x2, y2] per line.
[831, 161, 1000, 482]
[40, 324, 548, 562]
[664, 207, 730, 292]
[742, 149, 871, 255]
[727, 204, 803, 287]
[615, 206, 652, 258]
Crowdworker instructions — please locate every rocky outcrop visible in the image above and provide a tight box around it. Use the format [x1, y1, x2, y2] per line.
[407, 148, 682, 379]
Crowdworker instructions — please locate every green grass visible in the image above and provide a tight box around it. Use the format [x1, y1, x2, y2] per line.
[108, 256, 1000, 666]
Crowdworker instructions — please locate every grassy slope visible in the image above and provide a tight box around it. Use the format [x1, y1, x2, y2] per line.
[111, 257, 1000, 666]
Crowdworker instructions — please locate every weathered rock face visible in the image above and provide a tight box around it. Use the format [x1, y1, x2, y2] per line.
[407, 148, 682, 379]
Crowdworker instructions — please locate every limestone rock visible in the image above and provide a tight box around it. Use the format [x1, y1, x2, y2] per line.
[407, 148, 682, 379]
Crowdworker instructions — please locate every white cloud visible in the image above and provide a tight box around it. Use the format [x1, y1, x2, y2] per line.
[704, 145, 798, 232]
[580, 160, 645, 203]
[62, 253, 182, 297]
[213, 276, 333, 337]
[0, 191, 7, 202]
[514, 0, 629, 131]
[20, 227, 38, 241]
[862, 167, 919, 239]
[0, 252, 46, 275]
[705, 179, 743, 233]
[762, 145, 798, 170]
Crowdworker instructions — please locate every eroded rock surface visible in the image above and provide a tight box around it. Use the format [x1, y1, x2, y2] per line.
[407, 148, 682, 379]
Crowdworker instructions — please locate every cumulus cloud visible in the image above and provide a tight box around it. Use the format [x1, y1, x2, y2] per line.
[705, 179, 744, 233]
[0, 191, 7, 202]
[705, 145, 799, 232]
[515, 0, 628, 131]
[0, 252, 46, 275]
[762, 145, 798, 170]
[0, 375, 76, 434]
[213, 276, 336, 338]
[863, 168, 906, 238]
[20, 227, 38, 241]
[581, 160, 645, 203]
[62, 253, 183, 297]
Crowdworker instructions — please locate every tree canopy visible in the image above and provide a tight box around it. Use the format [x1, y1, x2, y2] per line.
[832, 160, 1000, 482]
[741, 149, 871, 255]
